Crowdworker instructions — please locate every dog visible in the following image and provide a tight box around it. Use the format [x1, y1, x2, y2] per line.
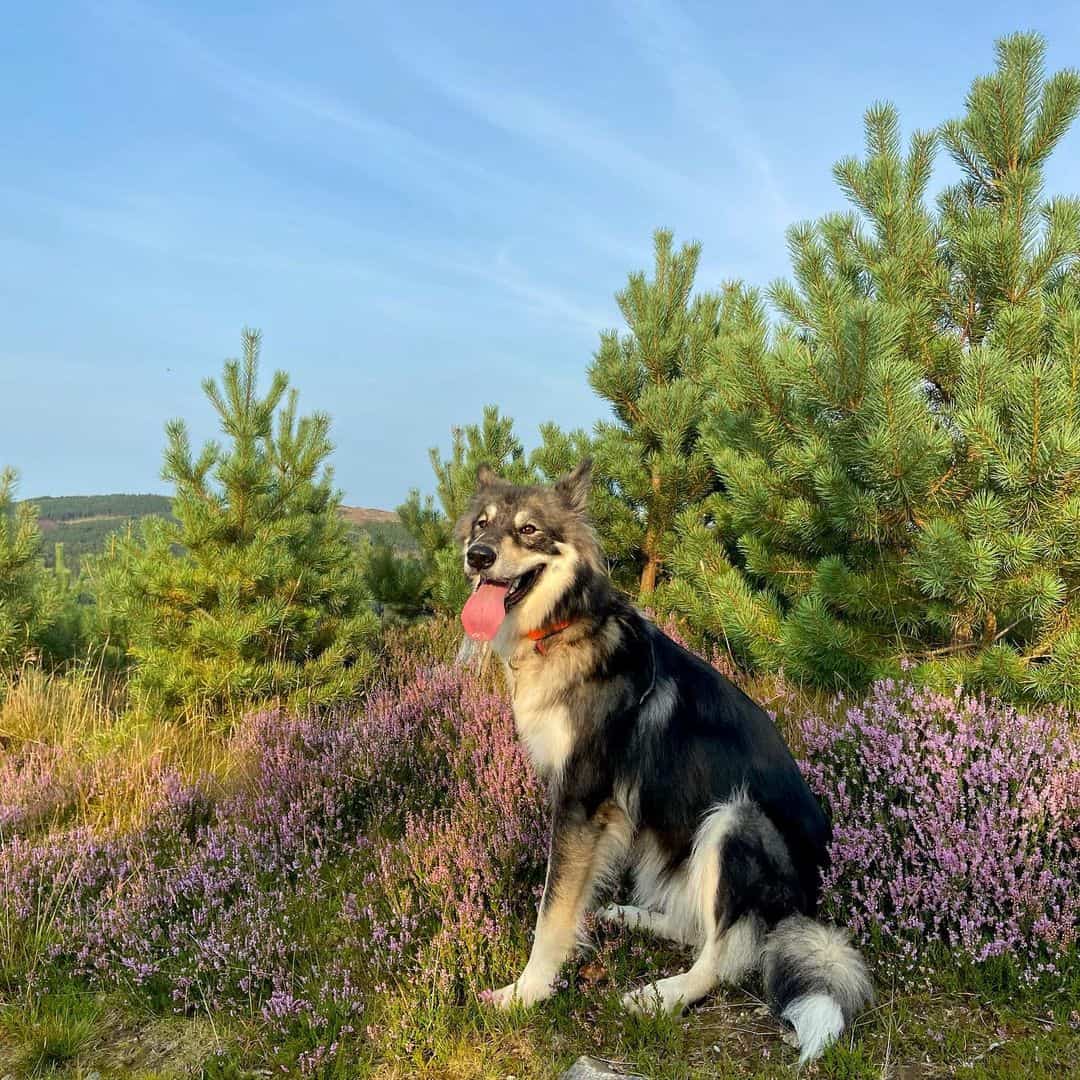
[458, 460, 872, 1064]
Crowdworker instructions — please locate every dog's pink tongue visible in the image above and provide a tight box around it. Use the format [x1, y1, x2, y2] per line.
[462, 583, 510, 641]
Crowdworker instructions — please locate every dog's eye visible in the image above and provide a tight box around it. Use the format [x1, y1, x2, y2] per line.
[519, 523, 537, 535]
[475, 517, 488, 530]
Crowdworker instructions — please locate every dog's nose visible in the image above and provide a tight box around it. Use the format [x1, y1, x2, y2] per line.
[467, 543, 497, 570]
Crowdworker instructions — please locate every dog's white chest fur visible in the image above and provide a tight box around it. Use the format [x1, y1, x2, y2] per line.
[512, 680, 573, 776]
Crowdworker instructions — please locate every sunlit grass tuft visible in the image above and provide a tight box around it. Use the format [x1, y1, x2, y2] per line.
[0, 989, 102, 1077]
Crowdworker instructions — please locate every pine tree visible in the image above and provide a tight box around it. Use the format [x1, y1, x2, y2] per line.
[360, 535, 429, 622]
[97, 330, 378, 717]
[0, 468, 60, 670]
[395, 405, 536, 614]
[589, 230, 722, 595]
[37, 541, 96, 664]
[662, 34, 1080, 700]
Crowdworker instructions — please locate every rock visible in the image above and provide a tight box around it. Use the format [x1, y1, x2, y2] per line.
[559, 1056, 646, 1080]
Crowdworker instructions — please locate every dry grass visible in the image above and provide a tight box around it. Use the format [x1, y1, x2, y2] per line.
[0, 661, 121, 747]
[0, 662, 240, 834]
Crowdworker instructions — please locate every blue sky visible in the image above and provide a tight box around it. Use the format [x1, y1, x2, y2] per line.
[3, 2, 1080, 507]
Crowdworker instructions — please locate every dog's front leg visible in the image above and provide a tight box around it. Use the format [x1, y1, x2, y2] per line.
[486, 798, 628, 1009]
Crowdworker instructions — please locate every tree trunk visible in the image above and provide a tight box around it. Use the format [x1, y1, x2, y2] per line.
[640, 467, 663, 594]
[640, 551, 659, 594]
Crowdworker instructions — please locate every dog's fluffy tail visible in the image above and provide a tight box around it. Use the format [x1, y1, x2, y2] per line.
[762, 915, 873, 1065]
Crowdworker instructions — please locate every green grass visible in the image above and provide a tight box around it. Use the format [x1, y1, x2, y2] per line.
[0, 988, 102, 1077]
[2, 934, 1075, 1078]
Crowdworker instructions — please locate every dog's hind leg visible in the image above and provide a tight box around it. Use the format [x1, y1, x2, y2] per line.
[597, 904, 697, 946]
[619, 915, 765, 1014]
[621, 806, 732, 1015]
[621, 928, 725, 1014]
[620, 795, 772, 1016]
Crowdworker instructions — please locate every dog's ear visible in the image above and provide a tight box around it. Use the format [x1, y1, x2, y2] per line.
[475, 464, 502, 489]
[555, 458, 593, 514]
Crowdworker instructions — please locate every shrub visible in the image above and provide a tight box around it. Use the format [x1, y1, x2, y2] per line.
[587, 229, 722, 595]
[662, 34, 1080, 701]
[0, 468, 60, 671]
[370, 662, 547, 998]
[94, 330, 379, 719]
[0, 743, 87, 840]
[800, 679, 1080, 984]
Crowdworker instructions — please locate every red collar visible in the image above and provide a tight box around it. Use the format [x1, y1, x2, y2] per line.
[525, 619, 575, 655]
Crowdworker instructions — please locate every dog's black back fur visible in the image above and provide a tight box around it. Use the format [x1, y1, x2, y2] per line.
[551, 585, 830, 920]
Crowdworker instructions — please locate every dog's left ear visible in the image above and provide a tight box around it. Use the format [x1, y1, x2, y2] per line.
[555, 458, 593, 514]
[476, 464, 502, 489]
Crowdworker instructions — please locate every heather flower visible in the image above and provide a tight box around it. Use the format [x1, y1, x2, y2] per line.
[0, 743, 86, 839]
[800, 681, 1080, 983]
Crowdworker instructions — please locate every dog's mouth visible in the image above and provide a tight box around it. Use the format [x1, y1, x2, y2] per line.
[461, 566, 545, 642]
[477, 565, 545, 610]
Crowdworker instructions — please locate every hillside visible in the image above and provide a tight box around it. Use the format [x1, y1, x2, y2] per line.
[338, 504, 415, 552]
[338, 506, 400, 527]
[28, 494, 175, 572]
[31, 494, 175, 523]
[25, 494, 413, 571]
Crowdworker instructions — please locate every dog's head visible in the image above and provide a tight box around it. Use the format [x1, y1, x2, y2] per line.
[455, 460, 600, 637]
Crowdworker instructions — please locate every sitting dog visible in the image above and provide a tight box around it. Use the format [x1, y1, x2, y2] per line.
[460, 461, 872, 1063]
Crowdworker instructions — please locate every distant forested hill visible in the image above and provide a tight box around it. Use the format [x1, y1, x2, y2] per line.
[26, 494, 413, 572]
[30, 494, 175, 572]
[338, 506, 415, 553]
[32, 494, 175, 523]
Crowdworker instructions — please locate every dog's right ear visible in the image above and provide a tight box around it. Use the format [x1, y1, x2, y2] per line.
[476, 463, 501, 489]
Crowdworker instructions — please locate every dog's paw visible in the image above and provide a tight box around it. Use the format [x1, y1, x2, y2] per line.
[620, 978, 688, 1016]
[480, 975, 552, 1010]
[480, 983, 520, 1010]
[597, 903, 629, 926]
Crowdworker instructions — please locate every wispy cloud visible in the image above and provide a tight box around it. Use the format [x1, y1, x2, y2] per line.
[72, 3, 618, 335]
[386, 37, 718, 210]
[615, 0, 795, 232]
[2, 176, 605, 331]
[385, 12, 795, 254]
[438, 249, 614, 333]
[88, 0, 526, 211]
